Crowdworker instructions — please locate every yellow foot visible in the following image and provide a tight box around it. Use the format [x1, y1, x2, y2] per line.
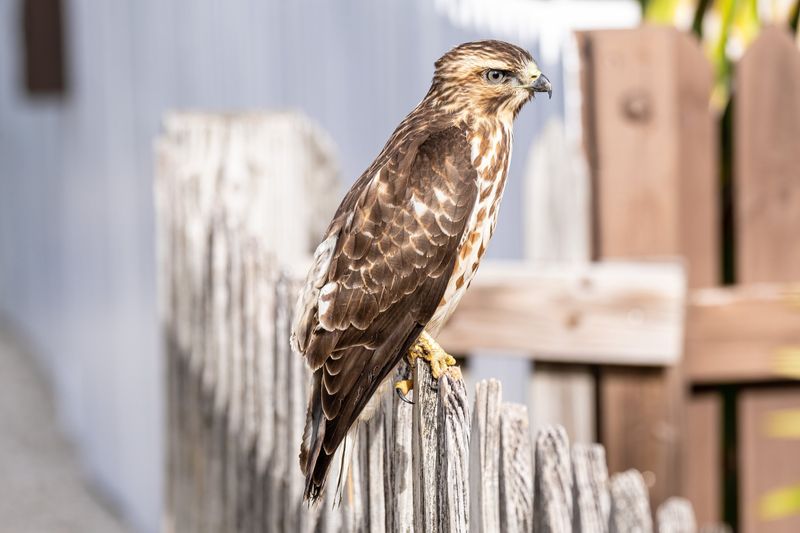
[407, 331, 457, 379]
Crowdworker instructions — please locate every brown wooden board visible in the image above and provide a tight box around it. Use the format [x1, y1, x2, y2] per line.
[685, 284, 800, 384]
[735, 26, 800, 284]
[739, 387, 800, 533]
[684, 392, 723, 526]
[580, 26, 717, 509]
[734, 25, 800, 533]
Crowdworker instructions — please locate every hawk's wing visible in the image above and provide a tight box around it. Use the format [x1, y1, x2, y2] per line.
[292, 124, 478, 499]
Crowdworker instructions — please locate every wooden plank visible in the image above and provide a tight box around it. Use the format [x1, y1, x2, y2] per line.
[469, 379, 502, 532]
[735, 26, 800, 283]
[386, 363, 414, 533]
[438, 260, 686, 365]
[600, 367, 682, 508]
[530, 363, 596, 444]
[437, 370, 470, 533]
[674, 28, 720, 289]
[583, 28, 717, 279]
[685, 284, 800, 383]
[498, 403, 533, 532]
[609, 470, 653, 533]
[683, 392, 722, 526]
[740, 387, 800, 533]
[581, 27, 717, 511]
[412, 357, 441, 533]
[657, 497, 697, 533]
[572, 443, 611, 532]
[534, 425, 573, 532]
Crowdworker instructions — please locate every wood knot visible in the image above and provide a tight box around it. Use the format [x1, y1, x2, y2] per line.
[621, 90, 651, 122]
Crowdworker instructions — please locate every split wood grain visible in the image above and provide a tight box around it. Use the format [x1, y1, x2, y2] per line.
[534, 425, 573, 533]
[470, 379, 502, 532]
[387, 363, 414, 533]
[437, 370, 471, 533]
[572, 443, 611, 532]
[413, 357, 442, 533]
[498, 403, 533, 532]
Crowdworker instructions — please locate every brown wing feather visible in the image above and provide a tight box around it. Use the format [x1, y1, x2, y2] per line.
[296, 124, 478, 500]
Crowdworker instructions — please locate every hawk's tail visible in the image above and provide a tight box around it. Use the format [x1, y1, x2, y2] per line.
[300, 370, 353, 504]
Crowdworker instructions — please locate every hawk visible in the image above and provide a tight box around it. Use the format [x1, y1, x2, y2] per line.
[291, 40, 551, 502]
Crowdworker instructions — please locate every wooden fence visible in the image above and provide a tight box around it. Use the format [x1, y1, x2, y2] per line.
[157, 113, 707, 532]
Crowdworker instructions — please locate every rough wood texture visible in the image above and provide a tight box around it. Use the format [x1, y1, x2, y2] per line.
[388, 364, 415, 533]
[438, 371, 471, 533]
[413, 359, 442, 533]
[470, 379, 502, 532]
[498, 403, 533, 532]
[534, 425, 573, 532]
[157, 113, 340, 533]
[438, 261, 686, 365]
[572, 443, 611, 532]
[609, 470, 653, 533]
[735, 26, 800, 283]
[657, 497, 697, 533]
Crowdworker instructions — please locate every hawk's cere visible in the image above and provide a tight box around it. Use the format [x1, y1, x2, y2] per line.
[291, 40, 551, 502]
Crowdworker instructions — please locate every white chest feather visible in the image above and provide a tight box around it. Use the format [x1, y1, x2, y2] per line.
[427, 124, 512, 334]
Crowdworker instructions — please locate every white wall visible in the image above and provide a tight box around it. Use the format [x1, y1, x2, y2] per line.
[0, 1, 636, 531]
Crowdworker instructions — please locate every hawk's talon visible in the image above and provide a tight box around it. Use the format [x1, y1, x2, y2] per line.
[394, 379, 414, 404]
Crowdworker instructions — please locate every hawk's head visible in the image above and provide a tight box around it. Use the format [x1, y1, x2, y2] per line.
[428, 40, 551, 122]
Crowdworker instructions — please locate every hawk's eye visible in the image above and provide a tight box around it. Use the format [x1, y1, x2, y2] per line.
[484, 69, 507, 85]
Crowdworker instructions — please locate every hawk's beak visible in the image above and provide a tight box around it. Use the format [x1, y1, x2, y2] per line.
[530, 74, 552, 99]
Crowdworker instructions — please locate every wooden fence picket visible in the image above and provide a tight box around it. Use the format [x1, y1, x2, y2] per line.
[657, 497, 697, 533]
[469, 379, 503, 532]
[572, 443, 611, 532]
[437, 371, 471, 533]
[609, 470, 653, 533]
[534, 425, 573, 532]
[498, 404, 534, 532]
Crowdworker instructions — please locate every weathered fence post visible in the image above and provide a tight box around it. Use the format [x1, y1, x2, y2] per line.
[657, 497, 697, 533]
[438, 371, 471, 533]
[498, 404, 534, 531]
[534, 425, 573, 532]
[470, 379, 502, 532]
[156, 113, 340, 533]
[572, 443, 611, 532]
[609, 469, 653, 533]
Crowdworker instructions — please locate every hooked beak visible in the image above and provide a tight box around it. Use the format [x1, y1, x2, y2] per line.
[529, 74, 552, 99]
